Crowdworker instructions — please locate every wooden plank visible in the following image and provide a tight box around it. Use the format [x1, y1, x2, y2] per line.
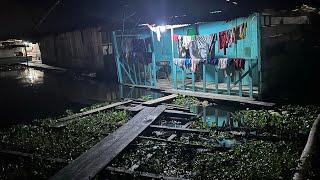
[142, 94, 178, 106]
[51, 106, 166, 180]
[203, 63, 206, 92]
[52, 100, 132, 128]
[0, 149, 68, 163]
[164, 109, 196, 117]
[105, 166, 189, 180]
[149, 125, 210, 134]
[128, 105, 146, 112]
[164, 89, 275, 107]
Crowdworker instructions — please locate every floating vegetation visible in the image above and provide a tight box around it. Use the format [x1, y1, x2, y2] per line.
[172, 94, 201, 108]
[139, 95, 153, 101]
[0, 109, 130, 179]
[235, 105, 320, 134]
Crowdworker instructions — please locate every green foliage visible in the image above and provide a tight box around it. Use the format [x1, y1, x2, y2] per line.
[191, 119, 211, 130]
[80, 102, 109, 112]
[172, 94, 200, 108]
[140, 95, 152, 101]
[0, 110, 130, 179]
[235, 105, 320, 134]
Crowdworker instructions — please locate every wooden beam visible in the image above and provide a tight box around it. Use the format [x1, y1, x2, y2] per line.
[164, 89, 275, 107]
[0, 149, 68, 163]
[51, 106, 166, 180]
[149, 125, 210, 134]
[164, 109, 196, 117]
[143, 94, 178, 106]
[105, 166, 189, 180]
[51, 100, 133, 128]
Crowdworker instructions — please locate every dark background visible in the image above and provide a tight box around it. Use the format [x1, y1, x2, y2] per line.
[1, 0, 319, 40]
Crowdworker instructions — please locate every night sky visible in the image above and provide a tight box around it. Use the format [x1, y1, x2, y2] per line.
[1, 0, 319, 40]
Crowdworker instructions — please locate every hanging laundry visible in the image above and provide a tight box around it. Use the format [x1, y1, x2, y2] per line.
[236, 22, 247, 40]
[189, 39, 201, 60]
[182, 36, 192, 48]
[225, 60, 235, 77]
[208, 33, 217, 60]
[147, 24, 161, 41]
[131, 39, 145, 52]
[173, 34, 179, 42]
[184, 58, 192, 69]
[196, 34, 212, 60]
[213, 58, 219, 66]
[228, 28, 237, 47]
[218, 31, 229, 55]
[174, 58, 186, 69]
[234, 58, 245, 70]
[143, 52, 152, 64]
[191, 59, 200, 72]
[217, 58, 228, 69]
[144, 37, 152, 52]
[178, 36, 191, 58]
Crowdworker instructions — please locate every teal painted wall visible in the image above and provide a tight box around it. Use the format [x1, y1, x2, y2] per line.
[117, 13, 260, 86]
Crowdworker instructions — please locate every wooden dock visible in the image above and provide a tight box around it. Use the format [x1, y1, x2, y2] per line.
[164, 89, 275, 107]
[51, 105, 166, 180]
[122, 83, 275, 107]
[20, 62, 67, 71]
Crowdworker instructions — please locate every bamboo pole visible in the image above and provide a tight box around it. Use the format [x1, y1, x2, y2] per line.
[293, 114, 320, 180]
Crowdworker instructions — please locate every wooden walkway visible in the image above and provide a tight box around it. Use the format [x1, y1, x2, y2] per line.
[51, 105, 166, 180]
[122, 84, 275, 107]
[165, 89, 275, 107]
[20, 62, 67, 71]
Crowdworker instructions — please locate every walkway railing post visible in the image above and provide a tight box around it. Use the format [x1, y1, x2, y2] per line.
[112, 31, 123, 84]
[150, 29, 157, 86]
[203, 63, 206, 92]
[171, 28, 177, 90]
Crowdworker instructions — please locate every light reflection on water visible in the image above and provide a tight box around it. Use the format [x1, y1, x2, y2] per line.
[0, 66, 163, 126]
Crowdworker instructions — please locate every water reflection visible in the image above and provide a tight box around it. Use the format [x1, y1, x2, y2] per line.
[0, 65, 163, 126]
[190, 106, 239, 128]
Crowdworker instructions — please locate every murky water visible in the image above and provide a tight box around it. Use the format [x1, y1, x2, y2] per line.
[0, 65, 162, 127]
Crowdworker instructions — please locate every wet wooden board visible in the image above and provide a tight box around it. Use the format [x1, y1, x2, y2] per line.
[142, 94, 178, 106]
[0, 149, 68, 163]
[52, 100, 132, 128]
[105, 166, 189, 180]
[164, 109, 196, 117]
[20, 62, 67, 71]
[149, 125, 210, 134]
[51, 105, 166, 180]
[165, 89, 275, 107]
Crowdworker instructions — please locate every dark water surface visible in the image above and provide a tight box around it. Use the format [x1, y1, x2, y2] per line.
[0, 65, 162, 127]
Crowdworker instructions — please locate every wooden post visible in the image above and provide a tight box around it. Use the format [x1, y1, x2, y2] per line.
[182, 69, 185, 90]
[150, 29, 157, 86]
[192, 72, 195, 91]
[257, 13, 263, 99]
[171, 28, 177, 90]
[238, 70, 243, 97]
[227, 75, 231, 95]
[120, 62, 135, 84]
[133, 63, 138, 84]
[138, 63, 142, 85]
[174, 63, 177, 89]
[149, 64, 153, 86]
[215, 109, 219, 127]
[249, 59, 253, 99]
[144, 64, 147, 85]
[203, 63, 206, 92]
[112, 31, 123, 84]
[215, 67, 219, 94]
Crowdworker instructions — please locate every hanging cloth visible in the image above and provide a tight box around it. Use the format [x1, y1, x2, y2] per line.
[196, 34, 213, 60]
[191, 59, 200, 72]
[217, 58, 228, 69]
[147, 24, 161, 41]
[173, 34, 179, 42]
[218, 31, 228, 55]
[234, 58, 245, 70]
